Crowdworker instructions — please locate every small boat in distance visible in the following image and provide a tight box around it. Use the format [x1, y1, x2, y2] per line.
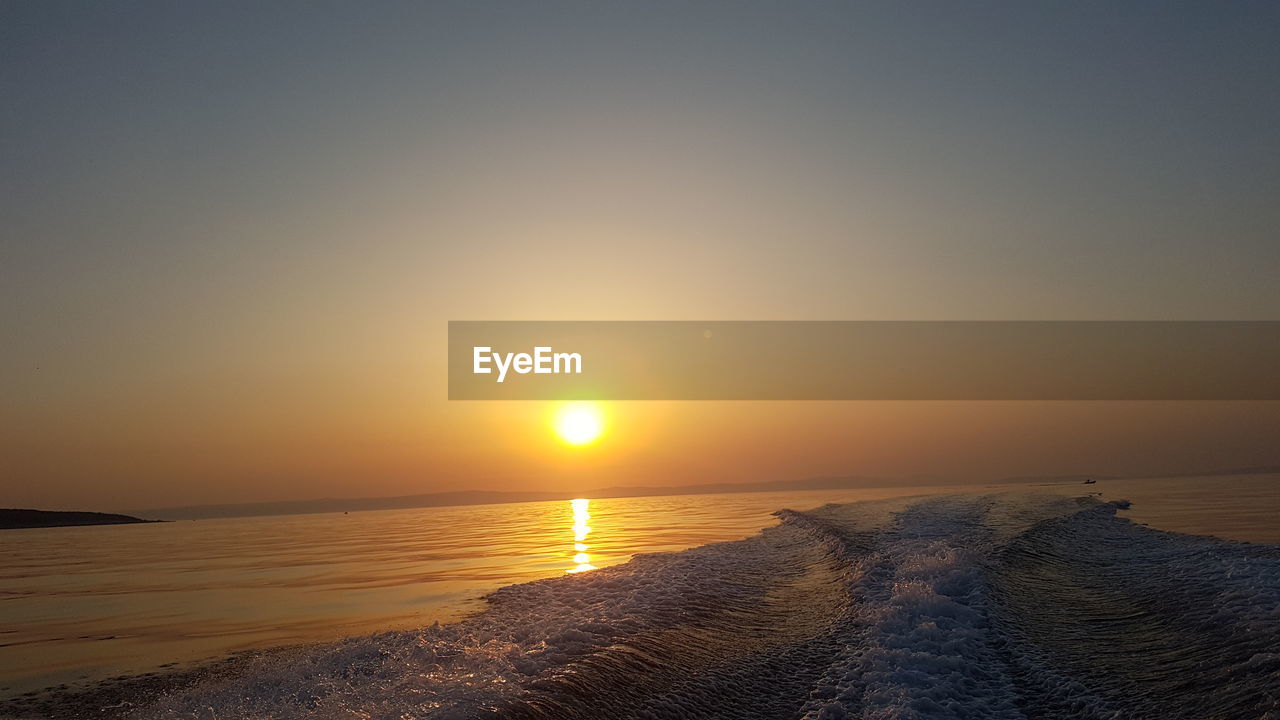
[1083, 478, 1097, 485]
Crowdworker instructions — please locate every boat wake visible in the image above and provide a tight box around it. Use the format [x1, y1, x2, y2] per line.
[58, 494, 1280, 719]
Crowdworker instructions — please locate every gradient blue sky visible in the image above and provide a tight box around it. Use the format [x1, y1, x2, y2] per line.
[3, 2, 1279, 509]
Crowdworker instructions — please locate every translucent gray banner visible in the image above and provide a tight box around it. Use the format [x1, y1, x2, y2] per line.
[448, 321, 1280, 400]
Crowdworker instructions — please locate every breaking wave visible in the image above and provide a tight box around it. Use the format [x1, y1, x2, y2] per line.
[52, 494, 1280, 719]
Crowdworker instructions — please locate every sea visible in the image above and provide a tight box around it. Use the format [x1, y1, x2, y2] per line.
[2, 474, 1278, 719]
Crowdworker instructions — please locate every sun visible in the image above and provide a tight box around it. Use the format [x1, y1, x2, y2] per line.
[553, 402, 605, 446]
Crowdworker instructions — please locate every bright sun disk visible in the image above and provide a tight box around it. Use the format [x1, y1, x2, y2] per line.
[554, 403, 605, 446]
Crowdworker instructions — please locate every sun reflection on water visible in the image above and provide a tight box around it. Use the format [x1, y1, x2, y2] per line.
[567, 498, 597, 573]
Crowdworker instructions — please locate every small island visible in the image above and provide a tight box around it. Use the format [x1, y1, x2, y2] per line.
[0, 509, 160, 530]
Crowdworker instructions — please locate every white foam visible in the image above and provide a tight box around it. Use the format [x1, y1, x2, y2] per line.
[130, 494, 1280, 719]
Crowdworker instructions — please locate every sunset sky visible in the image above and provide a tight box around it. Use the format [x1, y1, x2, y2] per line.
[3, 2, 1279, 511]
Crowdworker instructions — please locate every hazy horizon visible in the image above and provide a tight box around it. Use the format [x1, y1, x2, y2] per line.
[13, 463, 1278, 517]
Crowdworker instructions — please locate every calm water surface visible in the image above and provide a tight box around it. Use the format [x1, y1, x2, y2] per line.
[0, 486, 948, 694]
[2, 477, 1276, 696]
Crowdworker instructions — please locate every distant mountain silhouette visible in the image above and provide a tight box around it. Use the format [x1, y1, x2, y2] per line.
[127, 466, 1280, 521]
[133, 475, 922, 520]
[0, 508, 158, 530]
[994, 465, 1280, 485]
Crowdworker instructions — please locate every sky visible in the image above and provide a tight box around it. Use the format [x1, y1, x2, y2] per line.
[3, 1, 1279, 511]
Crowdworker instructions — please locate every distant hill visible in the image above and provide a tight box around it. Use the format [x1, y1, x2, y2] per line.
[127, 465, 1280, 521]
[0, 508, 158, 530]
[992, 474, 1118, 485]
[135, 491, 569, 521]
[1132, 465, 1280, 479]
[134, 475, 931, 520]
[994, 465, 1280, 485]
